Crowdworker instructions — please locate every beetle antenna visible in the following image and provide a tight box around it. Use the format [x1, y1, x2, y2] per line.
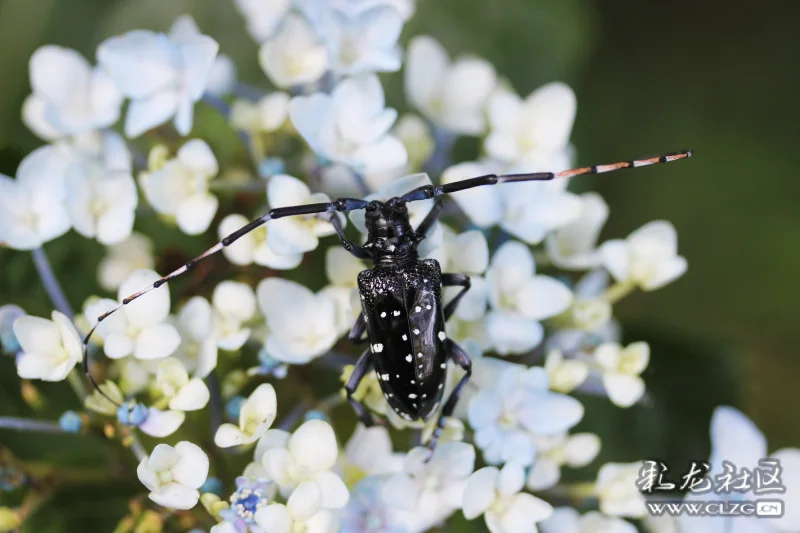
[82, 197, 370, 393]
[400, 149, 694, 202]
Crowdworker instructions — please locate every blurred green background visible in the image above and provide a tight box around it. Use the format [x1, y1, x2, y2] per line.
[0, 0, 798, 530]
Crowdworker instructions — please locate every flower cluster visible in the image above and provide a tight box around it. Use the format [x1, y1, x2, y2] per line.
[0, 1, 743, 533]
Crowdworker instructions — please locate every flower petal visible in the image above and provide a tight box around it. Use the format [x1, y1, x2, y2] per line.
[462, 467, 498, 519]
[255, 504, 292, 533]
[149, 483, 200, 510]
[289, 419, 338, 472]
[288, 481, 323, 521]
[139, 408, 185, 437]
[171, 441, 209, 489]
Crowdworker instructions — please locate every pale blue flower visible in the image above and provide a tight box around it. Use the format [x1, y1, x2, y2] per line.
[326, 5, 403, 76]
[467, 367, 583, 466]
[97, 17, 218, 137]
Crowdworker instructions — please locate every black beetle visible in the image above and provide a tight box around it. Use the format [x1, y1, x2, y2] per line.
[83, 150, 692, 448]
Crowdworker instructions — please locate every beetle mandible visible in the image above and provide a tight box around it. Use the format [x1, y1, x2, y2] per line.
[83, 150, 693, 449]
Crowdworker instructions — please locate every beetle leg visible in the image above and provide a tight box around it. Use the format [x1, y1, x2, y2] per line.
[441, 273, 471, 320]
[344, 348, 377, 427]
[426, 339, 472, 451]
[414, 199, 444, 239]
[327, 211, 373, 260]
[347, 312, 369, 344]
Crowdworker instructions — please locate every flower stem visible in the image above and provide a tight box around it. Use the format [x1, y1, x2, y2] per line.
[31, 247, 74, 320]
[232, 82, 266, 101]
[602, 280, 636, 304]
[67, 369, 88, 400]
[128, 431, 147, 462]
[206, 372, 222, 437]
[0, 416, 65, 433]
[202, 93, 231, 118]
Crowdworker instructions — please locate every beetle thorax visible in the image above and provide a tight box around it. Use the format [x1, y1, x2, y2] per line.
[364, 198, 418, 266]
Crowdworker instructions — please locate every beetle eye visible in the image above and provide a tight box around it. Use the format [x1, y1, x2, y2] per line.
[366, 201, 380, 211]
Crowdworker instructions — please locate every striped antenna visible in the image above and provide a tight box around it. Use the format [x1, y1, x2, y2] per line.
[557, 150, 693, 179]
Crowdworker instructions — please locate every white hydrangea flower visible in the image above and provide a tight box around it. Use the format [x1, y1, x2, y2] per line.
[218, 213, 303, 270]
[545, 192, 609, 270]
[13, 311, 81, 382]
[98, 233, 155, 292]
[680, 406, 800, 533]
[167, 15, 236, 96]
[467, 366, 584, 466]
[266, 174, 341, 255]
[485, 83, 576, 165]
[173, 296, 218, 379]
[155, 358, 210, 411]
[290, 75, 407, 173]
[64, 145, 137, 246]
[339, 425, 404, 486]
[97, 20, 219, 137]
[23, 45, 122, 140]
[599, 220, 687, 291]
[214, 384, 278, 447]
[594, 342, 649, 408]
[393, 113, 435, 171]
[230, 92, 291, 135]
[463, 461, 553, 533]
[543, 350, 589, 394]
[326, 4, 403, 76]
[87, 269, 181, 361]
[432, 226, 490, 321]
[254, 482, 338, 533]
[234, 0, 291, 42]
[259, 14, 328, 88]
[138, 407, 186, 438]
[206, 54, 238, 96]
[261, 419, 350, 509]
[0, 145, 72, 250]
[321, 247, 366, 336]
[212, 281, 257, 351]
[383, 442, 475, 514]
[526, 433, 601, 491]
[441, 161, 581, 245]
[405, 36, 496, 135]
[140, 139, 219, 235]
[595, 462, 646, 518]
[540, 508, 637, 533]
[137, 441, 209, 510]
[485, 240, 573, 354]
[256, 278, 338, 364]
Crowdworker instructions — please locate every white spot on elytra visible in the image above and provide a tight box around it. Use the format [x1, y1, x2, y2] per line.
[412, 403, 417, 408]
[426, 305, 432, 310]
[440, 363, 446, 369]
[393, 310, 401, 316]
[396, 374, 399, 378]
[380, 312, 386, 318]
[438, 384, 443, 390]
[408, 393, 417, 399]
[372, 343, 384, 353]
[406, 354, 412, 362]
[413, 329, 420, 335]
[417, 352, 423, 358]
[415, 306, 421, 312]
[402, 334, 407, 341]
[422, 394, 427, 398]
[381, 373, 389, 381]
[419, 364, 423, 368]
[410, 380, 415, 384]
[438, 331, 446, 341]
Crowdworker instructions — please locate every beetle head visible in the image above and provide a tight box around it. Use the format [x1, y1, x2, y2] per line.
[365, 198, 414, 246]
